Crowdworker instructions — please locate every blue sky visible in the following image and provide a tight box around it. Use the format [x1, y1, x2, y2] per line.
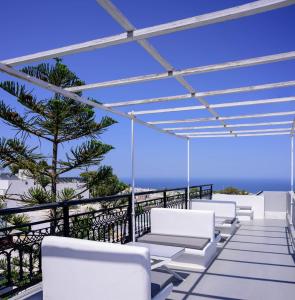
[0, 0, 295, 189]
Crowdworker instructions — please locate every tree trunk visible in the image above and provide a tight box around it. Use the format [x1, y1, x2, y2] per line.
[51, 140, 58, 201]
[50, 138, 58, 234]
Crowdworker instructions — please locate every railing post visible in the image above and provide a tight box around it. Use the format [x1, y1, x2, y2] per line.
[163, 191, 167, 208]
[210, 184, 213, 199]
[185, 189, 188, 209]
[199, 186, 203, 199]
[127, 195, 133, 242]
[63, 203, 70, 237]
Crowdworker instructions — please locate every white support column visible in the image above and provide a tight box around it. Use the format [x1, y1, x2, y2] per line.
[291, 134, 294, 192]
[131, 117, 136, 242]
[187, 138, 190, 209]
[290, 134, 294, 224]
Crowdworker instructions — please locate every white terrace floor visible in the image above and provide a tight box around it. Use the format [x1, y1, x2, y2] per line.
[166, 219, 295, 300]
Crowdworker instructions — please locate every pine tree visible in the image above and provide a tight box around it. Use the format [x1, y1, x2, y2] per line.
[0, 59, 116, 204]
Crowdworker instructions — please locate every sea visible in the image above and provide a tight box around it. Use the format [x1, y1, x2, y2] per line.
[3, 178, 291, 209]
[121, 178, 291, 194]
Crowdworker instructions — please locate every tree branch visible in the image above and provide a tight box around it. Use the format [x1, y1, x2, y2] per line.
[0, 81, 47, 116]
[0, 100, 53, 141]
[0, 138, 51, 178]
[57, 140, 113, 175]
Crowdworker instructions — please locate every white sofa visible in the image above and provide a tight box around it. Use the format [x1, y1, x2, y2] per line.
[191, 200, 238, 236]
[213, 194, 265, 220]
[12, 236, 173, 300]
[44, 236, 174, 300]
[138, 208, 217, 270]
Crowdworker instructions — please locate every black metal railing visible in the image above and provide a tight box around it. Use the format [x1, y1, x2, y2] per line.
[0, 184, 212, 297]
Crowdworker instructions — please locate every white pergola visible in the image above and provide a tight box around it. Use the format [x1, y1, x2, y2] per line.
[1, 0, 295, 239]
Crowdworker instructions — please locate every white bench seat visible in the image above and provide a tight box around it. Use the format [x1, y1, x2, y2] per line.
[138, 233, 210, 250]
[145, 208, 217, 270]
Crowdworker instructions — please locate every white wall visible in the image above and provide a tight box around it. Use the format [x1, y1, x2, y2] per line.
[0, 179, 9, 190]
[3, 179, 89, 202]
[212, 194, 265, 219]
[263, 191, 288, 219]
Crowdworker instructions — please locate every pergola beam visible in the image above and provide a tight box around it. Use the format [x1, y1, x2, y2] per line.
[67, 51, 295, 92]
[103, 80, 295, 107]
[188, 132, 291, 138]
[2, 0, 294, 66]
[177, 127, 291, 136]
[131, 96, 295, 115]
[0, 0, 293, 145]
[196, 80, 295, 97]
[105, 94, 192, 108]
[164, 121, 294, 131]
[0, 63, 186, 140]
[291, 118, 295, 135]
[97, 0, 233, 135]
[149, 111, 295, 125]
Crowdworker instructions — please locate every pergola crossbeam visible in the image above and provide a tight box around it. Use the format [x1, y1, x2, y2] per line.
[131, 96, 295, 115]
[291, 118, 295, 135]
[0, 63, 186, 140]
[196, 80, 295, 97]
[66, 51, 295, 91]
[2, 0, 294, 66]
[188, 132, 291, 138]
[149, 111, 295, 125]
[177, 127, 291, 135]
[105, 94, 192, 108]
[97, 0, 174, 71]
[164, 121, 294, 131]
[0, 0, 293, 144]
[97, 0, 232, 135]
[103, 80, 295, 107]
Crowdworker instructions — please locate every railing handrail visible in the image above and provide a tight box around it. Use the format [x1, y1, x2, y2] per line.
[0, 184, 212, 216]
[0, 183, 213, 298]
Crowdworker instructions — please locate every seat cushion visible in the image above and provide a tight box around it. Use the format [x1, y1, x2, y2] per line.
[138, 233, 210, 250]
[150, 270, 173, 298]
[238, 206, 252, 210]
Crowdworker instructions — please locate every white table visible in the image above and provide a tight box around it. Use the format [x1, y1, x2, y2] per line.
[128, 241, 185, 280]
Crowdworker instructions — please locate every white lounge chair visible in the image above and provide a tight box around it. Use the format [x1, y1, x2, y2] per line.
[191, 200, 238, 236]
[11, 236, 173, 300]
[138, 208, 217, 269]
